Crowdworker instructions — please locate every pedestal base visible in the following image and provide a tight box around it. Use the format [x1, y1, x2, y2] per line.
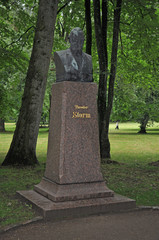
[17, 190, 136, 221]
[34, 177, 114, 202]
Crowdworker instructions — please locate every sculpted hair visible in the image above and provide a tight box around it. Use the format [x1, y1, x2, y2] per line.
[68, 27, 84, 43]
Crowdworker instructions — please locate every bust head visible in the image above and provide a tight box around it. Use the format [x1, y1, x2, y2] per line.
[69, 27, 84, 52]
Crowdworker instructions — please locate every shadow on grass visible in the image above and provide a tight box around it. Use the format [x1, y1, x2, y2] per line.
[0, 131, 15, 134]
[0, 127, 49, 135]
[111, 128, 138, 131]
[110, 132, 137, 135]
[147, 128, 159, 132]
[38, 131, 49, 135]
[110, 131, 159, 135]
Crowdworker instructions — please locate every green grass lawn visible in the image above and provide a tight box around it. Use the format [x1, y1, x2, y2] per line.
[0, 122, 159, 229]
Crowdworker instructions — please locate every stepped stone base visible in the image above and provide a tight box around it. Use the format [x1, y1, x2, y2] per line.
[17, 190, 136, 221]
[34, 177, 114, 202]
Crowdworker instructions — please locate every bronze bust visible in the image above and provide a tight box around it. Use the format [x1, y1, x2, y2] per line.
[54, 27, 93, 82]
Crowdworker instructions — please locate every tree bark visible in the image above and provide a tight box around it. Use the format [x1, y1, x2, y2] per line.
[93, 0, 109, 158]
[93, 0, 122, 159]
[102, 0, 108, 62]
[107, 0, 122, 119]
[105, 0, 122, 157]
[85, 0, 92, 55]
[0, 119, 5, 132]
[2, 0, 58, 166]
[138, 113, 149, 134]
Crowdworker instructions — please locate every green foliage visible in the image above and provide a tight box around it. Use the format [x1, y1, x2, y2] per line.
[0, 72, 26, 121]
[1, 0, 158, 125]
[54, 0, 86, 52]
[40, 60, 56, 125]
[111, 0, 159, 124]
[0, 0, 38, 121]
[111, 78, 159, 124]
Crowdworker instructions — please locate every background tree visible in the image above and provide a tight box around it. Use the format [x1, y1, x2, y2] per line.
[85, 0, 92, 55]
[111, 81, 159, 133]
[93, 0, 158, 158]
[2, 0, 58, 166]
[0, 0, 38, 130]
[93, 0, 122, 159]
[111, 0, 159, 133]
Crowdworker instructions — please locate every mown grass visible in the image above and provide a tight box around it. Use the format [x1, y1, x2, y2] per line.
[0, 122, 159, 230]
[0, 123, 47, 230]
[103, 122, 159, 206]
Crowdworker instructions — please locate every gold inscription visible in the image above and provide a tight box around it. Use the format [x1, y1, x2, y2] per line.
[74, 105, 88, 110]
[72, 112, 91, 119]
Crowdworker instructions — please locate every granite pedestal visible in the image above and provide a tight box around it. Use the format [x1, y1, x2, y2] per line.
[17, 82, 136, 220]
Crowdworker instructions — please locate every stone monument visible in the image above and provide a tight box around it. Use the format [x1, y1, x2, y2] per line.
[17, 28, 136, 220]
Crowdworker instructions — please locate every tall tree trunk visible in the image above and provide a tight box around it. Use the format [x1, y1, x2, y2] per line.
[101, 0, 110, 159]
[107, 0, 122, 121]
[93, 0, 109, 158]
[93, 0, 122, 159]
[105, 0, 122, 157]
[85, 0, 92, 55]
[138, 113, 149, 134]
[0, 119, 5, 132]
[2, 0, 58, 166]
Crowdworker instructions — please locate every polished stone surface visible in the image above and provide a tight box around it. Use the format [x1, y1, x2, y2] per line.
[43, 82, 104, 184]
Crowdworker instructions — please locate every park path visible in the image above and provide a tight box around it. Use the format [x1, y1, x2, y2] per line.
[1, 209, 159, 240]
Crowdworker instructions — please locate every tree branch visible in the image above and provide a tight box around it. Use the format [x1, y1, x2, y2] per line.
[57, 0, 71, 14]
[5, 26, 35, 48]
[119, 29, 127, 57]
